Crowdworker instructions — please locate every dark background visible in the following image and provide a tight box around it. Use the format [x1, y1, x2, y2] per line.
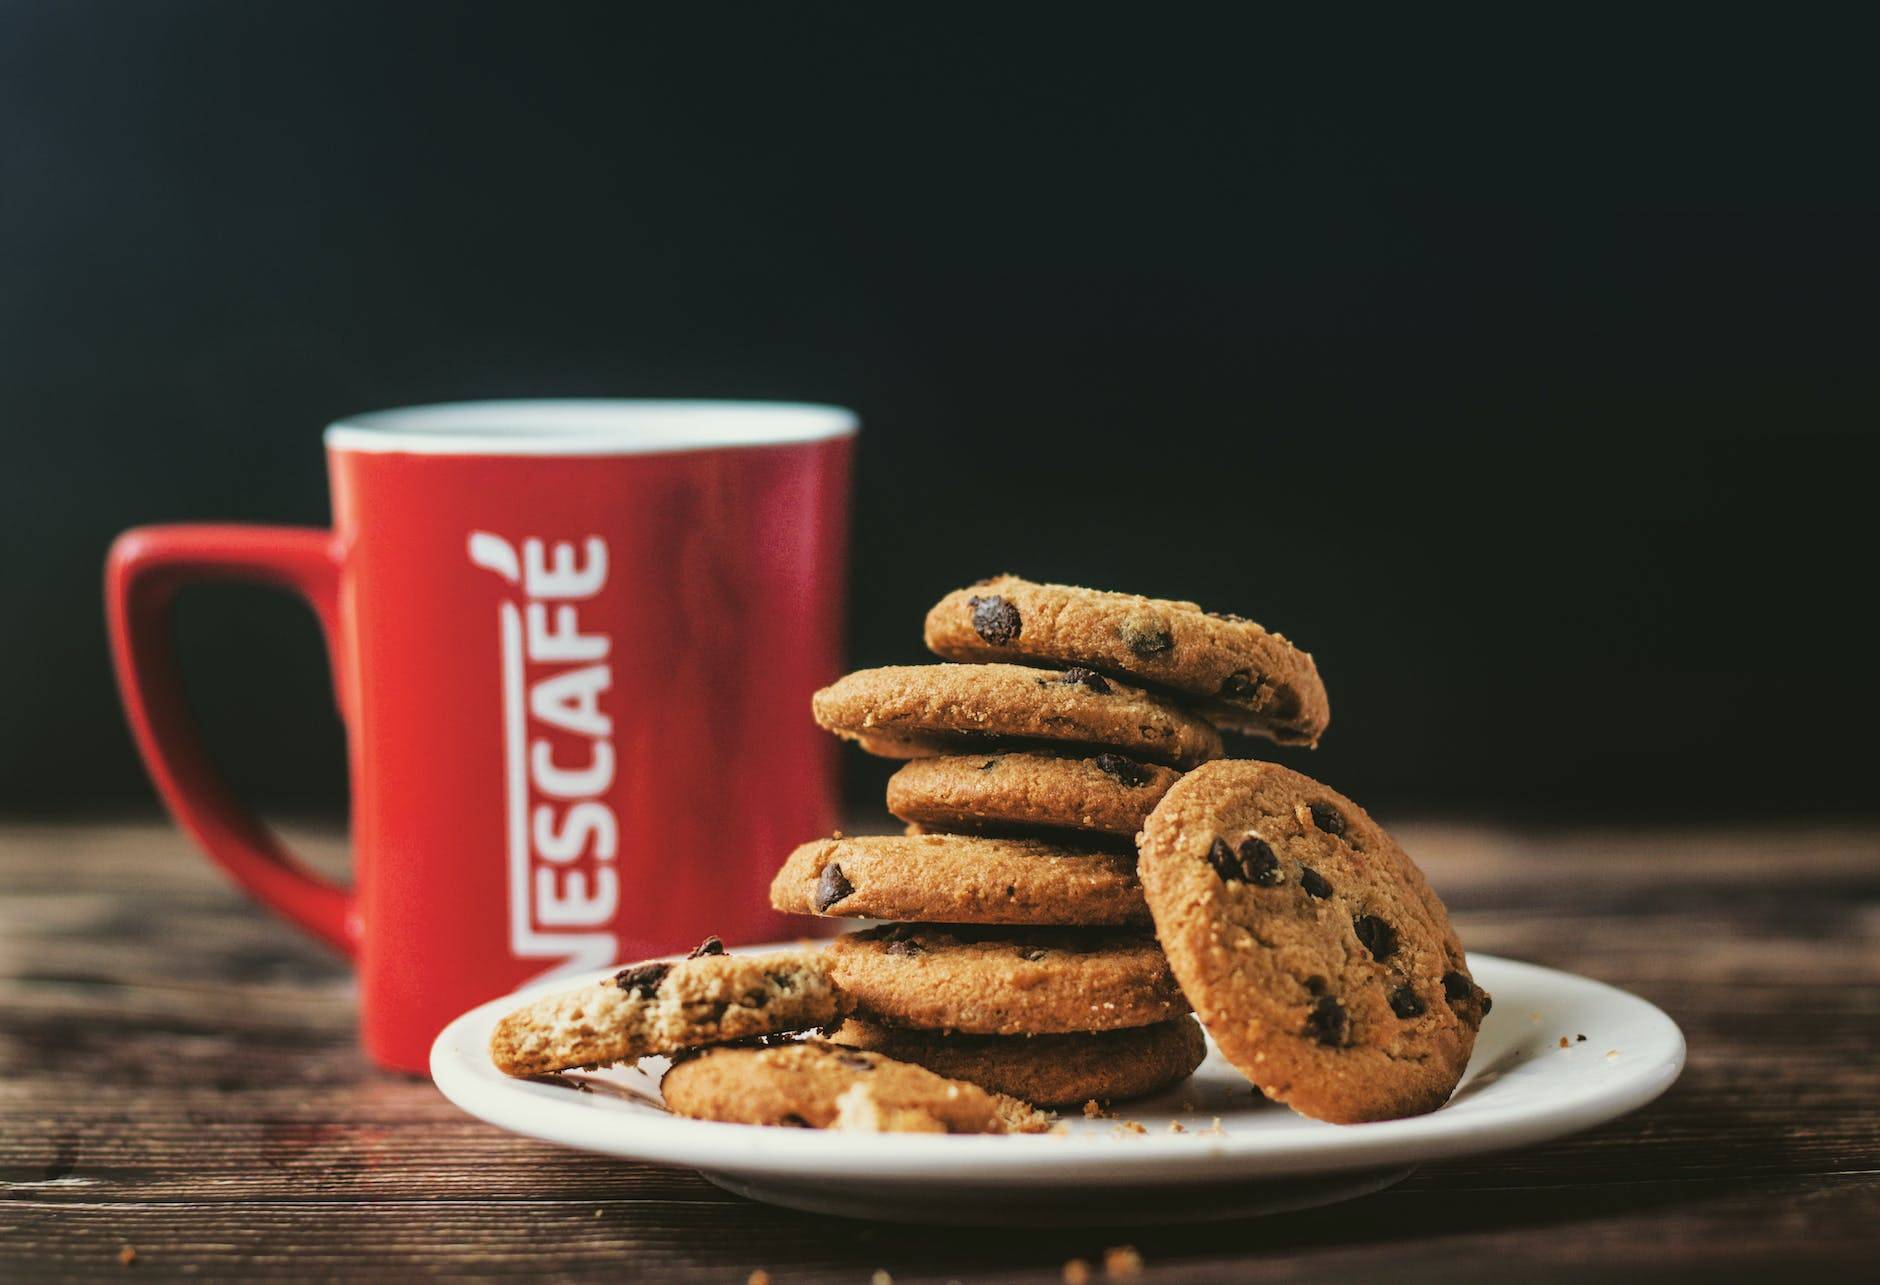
[3, 4, 1874, 822]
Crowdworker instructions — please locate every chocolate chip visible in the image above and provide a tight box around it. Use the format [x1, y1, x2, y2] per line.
[1441, 970, 1473, 1003]
[884, 935, 924, 957]
[1304, 974, 1329, 996]
[778, 1113, 812, 1128]
[1020, 947, 1049, 961]
[1093, 752, 1152, 787]
[1309, 803, 1346, 836]
[1239, 836, 1284, 886]
[1219, 671, 1255, 700]
[1207, 834, 1283, 885]
[1119, 616, 1173, 657]
[1206, 837, 1239, 883]
[1481, 992, 1493, 1014]
[1299, 866, 1333, 899]
[978, 758, 1000, 771]
[833, 1050, 876, 1071]
[687, 936, 726, 959]
[968, 595, 1022, 645]
[1056, 666, 1111, 694]
[1353, 915, 1398, 961]
[813, 863, 854, 912]
[1389, 986, 1426, 1019]
[613, 961, 671, 998]
[1304, 995, 1347, 1046]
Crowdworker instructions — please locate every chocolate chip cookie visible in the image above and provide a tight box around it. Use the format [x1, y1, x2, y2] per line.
[1137, 761, 1489, 1122]
[488, 939, 845, 1077]
[659, 1039, 1051, 1133]
[825, 925, 1190, 1035]
[769, 833, 1149, 926]
[886, 752, 1180, 838]
[924, 576, 1329, 746]
[812, 663, 1223, 769]
[830, 1015, 1208, 1108]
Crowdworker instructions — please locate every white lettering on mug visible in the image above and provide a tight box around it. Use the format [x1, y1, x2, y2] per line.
[532, 801, 617, 864]
[469, 530, 620, 982]
[534, 866, 619, 927]
[530, 739, 615, 798]
[529, 664, 613, 739]
[526, 603, 609, 662]
[524, 537, 607, 599]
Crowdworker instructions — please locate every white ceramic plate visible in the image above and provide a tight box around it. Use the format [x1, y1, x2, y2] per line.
[431, 950, 1684, 1225]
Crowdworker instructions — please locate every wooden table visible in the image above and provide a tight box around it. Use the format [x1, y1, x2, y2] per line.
[2, 819, 1874, 1281]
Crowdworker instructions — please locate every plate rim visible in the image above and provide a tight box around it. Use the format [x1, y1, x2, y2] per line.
[430, 950, 1685, 1185]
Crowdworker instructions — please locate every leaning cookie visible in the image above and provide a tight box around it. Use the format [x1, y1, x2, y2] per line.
[829, 1015, 1207, 1108]
[659, 1039, 1052, 1134]
[812, 663, 1222, 769]
[826, 925, 1190, 1035]
[1137, 761, 1489, 1123]
[770, 833, 1149, 926]
[924, 576, 1329, 746]
[887, 752, 1180, 838]
[488, 939, 846, 1077]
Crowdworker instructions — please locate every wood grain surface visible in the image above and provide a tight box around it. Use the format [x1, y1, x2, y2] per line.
[2, 819, 1875, 1281]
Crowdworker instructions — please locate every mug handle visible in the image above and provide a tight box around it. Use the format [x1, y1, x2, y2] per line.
[105, 524, 357, 955]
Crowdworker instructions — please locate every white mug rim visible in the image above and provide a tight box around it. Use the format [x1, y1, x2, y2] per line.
[324, 399, 857, 457]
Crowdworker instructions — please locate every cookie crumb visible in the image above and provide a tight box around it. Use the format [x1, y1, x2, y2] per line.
[1198, 1117, 1226, 1136]
[1605, 1049, 1620, 1060]
[1558, 1036, 1570, 1049]
[1048, 1123, 1072, 1137]
[871, 1272, 893, 1285]
[1110, 1121, 1147, 1137]
[1167, 1120, 1186, 1133]
[1082, 1099, 1110, 1119]
[1062, 1260, 1092, 1285]
[747, 1272, 771, 1285]
[118, 1246, 137, 1267]
[1104, 1245, 1144, 1277]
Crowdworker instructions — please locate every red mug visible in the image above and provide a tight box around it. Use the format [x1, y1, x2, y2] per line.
[107, 400, 854, 1072]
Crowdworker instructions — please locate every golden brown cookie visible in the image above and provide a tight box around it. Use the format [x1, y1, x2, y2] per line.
[658, 1039, 1051, 1133]
[825, 925, 1190, 1035]
[1137, 761, 1489, 1123]
[829, 1015, 1207, 1108]
[812, 663, 1223, 769]
[924, 576, 1329, 746]
[488, 939, 845, 1077]
[769, 833, 1149, 927]
[886, 752, 1180, 838]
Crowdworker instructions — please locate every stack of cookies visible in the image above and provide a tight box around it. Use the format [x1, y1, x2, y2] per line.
[492, 574, 1495, 1130]
[764, 576, 1331, 1108]
[488, 935, 1052, 1133]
